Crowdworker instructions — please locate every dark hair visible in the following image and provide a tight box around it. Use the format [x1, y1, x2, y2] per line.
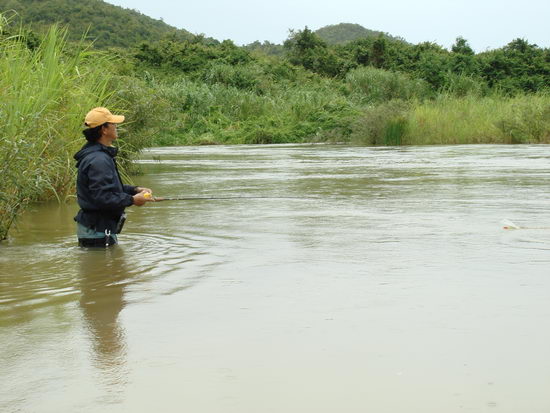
[82, 123, 108, 142]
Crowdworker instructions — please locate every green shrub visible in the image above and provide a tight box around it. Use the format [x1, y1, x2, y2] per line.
[201, 63, 261, 91]
[349, 100, 411, 145]
[346, 66, 432, 103]
[441, 72, 487, 97]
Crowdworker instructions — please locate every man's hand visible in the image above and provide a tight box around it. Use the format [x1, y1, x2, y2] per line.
[136, 186, 152, 194]
[133, 190, 154, 206]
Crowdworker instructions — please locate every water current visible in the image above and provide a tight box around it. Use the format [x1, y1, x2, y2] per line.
[1, 144, 550, 412]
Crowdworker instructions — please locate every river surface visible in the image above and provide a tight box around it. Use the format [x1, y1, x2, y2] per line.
[1, 144, 550, 413]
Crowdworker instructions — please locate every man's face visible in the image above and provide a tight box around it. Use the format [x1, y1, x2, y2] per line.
[102, 122, 118, 141]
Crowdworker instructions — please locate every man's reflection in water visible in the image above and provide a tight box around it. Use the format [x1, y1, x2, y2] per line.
[78, 246, 135, 394]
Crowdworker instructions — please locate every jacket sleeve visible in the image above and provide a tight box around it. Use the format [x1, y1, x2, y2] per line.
[123, 185, 138, 195]
[87, 156, 134, 209]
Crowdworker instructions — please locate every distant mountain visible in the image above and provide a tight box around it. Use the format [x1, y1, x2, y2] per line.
[315, 23, 403, 45]
[0, 0, 197, 48]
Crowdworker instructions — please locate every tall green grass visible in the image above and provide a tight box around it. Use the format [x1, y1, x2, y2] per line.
[348, 93, 550, 146]
[0, 21, 116, 239]
[404, 93, 550, 145]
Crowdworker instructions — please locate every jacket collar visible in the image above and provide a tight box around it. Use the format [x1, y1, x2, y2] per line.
[74, 142, 119, 165]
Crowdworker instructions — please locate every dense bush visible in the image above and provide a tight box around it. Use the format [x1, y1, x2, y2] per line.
[134, 38, 250, 73]
[345, 66, 432, 103]
[283, 27, 349, 77]
[348, 100, 411, 145]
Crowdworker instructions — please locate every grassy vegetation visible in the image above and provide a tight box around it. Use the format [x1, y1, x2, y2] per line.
[0, 26, 96, 238]
[347, 93, 550, 146]
[139, 77, 357, 146]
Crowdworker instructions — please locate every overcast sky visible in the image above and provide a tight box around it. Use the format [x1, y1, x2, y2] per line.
[106, 0, 549, 51]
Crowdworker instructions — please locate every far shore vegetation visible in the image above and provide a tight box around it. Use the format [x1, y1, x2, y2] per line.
[1, 4, 550, 239]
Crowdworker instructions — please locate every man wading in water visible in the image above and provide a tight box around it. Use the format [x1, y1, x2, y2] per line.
[74, 107, 154, 247]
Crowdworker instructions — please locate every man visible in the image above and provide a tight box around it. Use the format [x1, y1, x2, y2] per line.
[74, 107, 153, 247]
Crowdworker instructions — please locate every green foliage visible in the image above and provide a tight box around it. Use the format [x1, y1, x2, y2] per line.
[348, 100, 410, 145]
[111, 75, 174, 169]
[441, 73, 487, 97]
[407, 42, 452, 89]
[3, 0, 549, 96]
[117, 69, 358, 147]
[339, 35, 550, 95]
[405, 95, 501, 144]
[244, 40, 284, 56]
[117, 25, 550, 149]
[451, 37, 474, 55]
[134, 38, 250, 73]
[202, 63, 261, 91]
[477, 39, 550, 94]
[346, 66, 432, 103]
[284, 27, 348, 77]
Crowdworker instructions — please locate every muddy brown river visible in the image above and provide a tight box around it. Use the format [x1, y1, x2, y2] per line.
[1, 144, 550, 412]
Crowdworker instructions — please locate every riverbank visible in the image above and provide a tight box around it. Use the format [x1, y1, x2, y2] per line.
[118, 73, 550, 147]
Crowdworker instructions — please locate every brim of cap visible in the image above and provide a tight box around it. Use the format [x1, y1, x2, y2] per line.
[108, 115, 125, 124]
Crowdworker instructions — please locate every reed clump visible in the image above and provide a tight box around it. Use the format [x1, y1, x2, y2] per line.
[0, 21, 116, 240]
[347, 93, 550, 146]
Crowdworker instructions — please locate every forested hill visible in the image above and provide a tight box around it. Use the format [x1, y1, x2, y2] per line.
[315, 23, 403, 44]
[0, 0, 196, 48]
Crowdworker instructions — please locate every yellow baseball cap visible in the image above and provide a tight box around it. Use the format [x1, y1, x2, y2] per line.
[84, 107, 125, 128]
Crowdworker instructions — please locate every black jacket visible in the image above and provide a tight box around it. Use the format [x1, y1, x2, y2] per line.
[74, 142, 137, 233]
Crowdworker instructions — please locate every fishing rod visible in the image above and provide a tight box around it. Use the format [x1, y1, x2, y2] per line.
[143, 193, 318, 202]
